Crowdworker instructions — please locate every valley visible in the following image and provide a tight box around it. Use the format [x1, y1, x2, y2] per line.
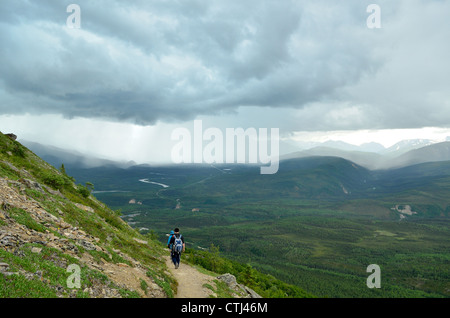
[66, 156, 450, 298]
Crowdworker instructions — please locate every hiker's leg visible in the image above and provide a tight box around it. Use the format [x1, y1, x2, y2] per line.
[175, 253, 180, 268]
[171, 252, 177, 265]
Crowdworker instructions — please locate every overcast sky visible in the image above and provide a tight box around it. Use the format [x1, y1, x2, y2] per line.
[1, 0, 449, 164]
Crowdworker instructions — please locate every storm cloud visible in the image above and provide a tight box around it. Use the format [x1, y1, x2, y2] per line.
[0, 0, 449, 131]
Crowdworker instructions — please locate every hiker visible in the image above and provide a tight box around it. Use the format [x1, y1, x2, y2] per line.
[168, 228, 185, 269]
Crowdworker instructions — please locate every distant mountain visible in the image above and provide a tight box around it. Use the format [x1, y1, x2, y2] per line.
[282, 140, 450, 170]
[387, 141, 450, 168]
[321, 140, 385, 153]
[22, 138, 450, 173]
[21, 140, 135, 169]
[381, 139, 435, 155]
[280, 147, 384, 170]
[291, 139, 436, 156]
[74, 154, 450, 211]
[358, 142, 386, 153]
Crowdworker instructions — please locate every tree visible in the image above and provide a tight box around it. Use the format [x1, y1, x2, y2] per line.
[85, 182, 94, 192]
[77, 184, 90, 198]
[209, 243, 225, 272]
[42, 172, 67, 190]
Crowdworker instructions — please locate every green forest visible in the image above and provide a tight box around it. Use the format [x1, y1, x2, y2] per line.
[70, 158, 450, 298]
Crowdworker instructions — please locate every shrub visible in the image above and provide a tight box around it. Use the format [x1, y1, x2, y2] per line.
[77, 184, 91, 198]
[12, 144, 26, 158]
[41, 172, 68, 190]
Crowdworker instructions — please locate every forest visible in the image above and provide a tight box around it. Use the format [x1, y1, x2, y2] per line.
[70, 157, 450, 297]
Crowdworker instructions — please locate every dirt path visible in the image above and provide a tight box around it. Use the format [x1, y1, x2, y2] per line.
[165, 255, 216, 298]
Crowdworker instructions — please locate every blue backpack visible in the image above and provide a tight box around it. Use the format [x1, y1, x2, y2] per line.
[167, 231, 174, 249]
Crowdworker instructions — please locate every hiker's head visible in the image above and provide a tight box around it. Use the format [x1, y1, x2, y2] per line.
[174, 228, 180, 233]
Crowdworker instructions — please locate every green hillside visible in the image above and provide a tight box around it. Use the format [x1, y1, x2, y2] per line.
[0, 132, 176, 297]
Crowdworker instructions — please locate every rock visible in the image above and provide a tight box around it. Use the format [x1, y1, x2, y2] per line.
[243, 286, 262, 298]
[1, 271, 18, 277]
[0, 263, 9, 271]
[133, 238, 148, 245]
[77, 239, 97, 251]
[0, 161, 20, 175]
[18, 178, 46, 194]
[5, 133, 17, 141]
[0, 234, 22, 248]
[117, 263, 130, 268]
[216, 273, 262, 298]
[63, 232, 74, 239]
[217, 273, 238, 288]
[42, 186, 64, 198]
[31, 247, 42, 254]
[58, 220, 71, 229]
[32, 240, 47, 246]
[74, 203, 94, 213]
[92, 263, 104, 271]
[83, 287, 94, 295]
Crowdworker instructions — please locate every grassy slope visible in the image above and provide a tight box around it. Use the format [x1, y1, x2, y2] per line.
[0, 132, 175, 297]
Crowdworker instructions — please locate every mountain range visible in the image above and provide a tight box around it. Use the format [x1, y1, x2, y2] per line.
[288, 138, 440, 155]
[281, 140, 450, 170]
[21, 138, 450, 172]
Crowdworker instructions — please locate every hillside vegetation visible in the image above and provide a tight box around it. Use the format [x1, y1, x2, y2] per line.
[0, 132, 178, 297]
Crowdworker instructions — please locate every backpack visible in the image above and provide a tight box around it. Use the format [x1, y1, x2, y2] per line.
[172, 234, 183, 254]
[167, 231, 174, 249]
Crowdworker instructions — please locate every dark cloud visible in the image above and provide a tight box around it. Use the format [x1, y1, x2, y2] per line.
[0, 0, 449, 130]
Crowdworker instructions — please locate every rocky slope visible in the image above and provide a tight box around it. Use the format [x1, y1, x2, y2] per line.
[0, 132, 173, 298]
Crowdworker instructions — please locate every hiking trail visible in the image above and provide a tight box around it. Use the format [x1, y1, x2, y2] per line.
[165, 255, 216, 298]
